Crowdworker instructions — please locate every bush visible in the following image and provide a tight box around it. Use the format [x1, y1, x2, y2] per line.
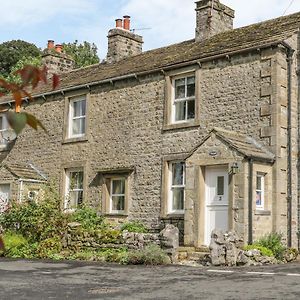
[244, 244, 274, 257]
[0, 186, 68, 242]
[121, 221, 148, 233]
[71, 206, 105, 231]
[1, 232, 37, 258]
[256, 233, 286, 260]
[36, 237, 62, 259]
[127, 244, 170, 265]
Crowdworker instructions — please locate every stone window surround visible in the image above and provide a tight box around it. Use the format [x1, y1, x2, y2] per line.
[163, 65, 201, 131]
[253, 164, 272, 216]
[0, 113, 10, 150]
[61, 161, 87, 211]
[63, 91, 90, 144]
[100, 170, 132, 217]
[161, 153, 189, 218]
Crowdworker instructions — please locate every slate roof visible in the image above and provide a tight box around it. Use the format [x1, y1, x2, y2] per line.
[2, 163, 47, 181]
[1, 9, 298, 103]
[210, 128, 275, 161]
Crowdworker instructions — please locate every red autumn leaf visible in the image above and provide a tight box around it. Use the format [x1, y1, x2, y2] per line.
[52, 74, 60, 89]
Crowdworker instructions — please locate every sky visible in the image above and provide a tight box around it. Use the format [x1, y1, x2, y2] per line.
[0, 0, 300, 59]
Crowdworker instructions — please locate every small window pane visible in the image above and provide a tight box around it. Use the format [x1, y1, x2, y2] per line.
[70, 171, 83, 189]
[172, 163, 184, 185]
[186, 76, 195, 97]
[175, 101, 186, 121]
[73, 100, 86, 117]
[187, 99, 195, 119]
[256, 191, 262, 206]
[172, 188, 184, 210]
[256, 176, 262, 190]
[217, 176, 224, 196]
[72, 118, 85, 135]
[112, 179, 125, 195]
[175, 78, 185, 99]
[112, 195, 125, 211]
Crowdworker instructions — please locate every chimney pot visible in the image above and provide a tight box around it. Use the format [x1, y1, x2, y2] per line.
[123, 15, 131, 30]
[115, 18, 123, 28]
[55, 44, 63, 53]
[47, 40, 55, 49]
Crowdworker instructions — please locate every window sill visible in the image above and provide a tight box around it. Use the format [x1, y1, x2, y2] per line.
[104, 213, 128, 218]
[163, 120, 200, 131]
[254, 210, 271, 216]
[62, 136, 88, 144]
[162, 213, 184, 219]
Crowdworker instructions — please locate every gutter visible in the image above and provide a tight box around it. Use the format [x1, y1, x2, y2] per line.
[0, 41, 281, 105]
[281, 41, 294, 248]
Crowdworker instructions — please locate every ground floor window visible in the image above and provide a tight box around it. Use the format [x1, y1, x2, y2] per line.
[0, 183, 10, 213]
[110, 178, 126, 213]
[65, 169, 84, 210]
[169, 162, 185, 214]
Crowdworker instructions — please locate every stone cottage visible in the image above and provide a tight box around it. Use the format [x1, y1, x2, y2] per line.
[0, 0, 299, 249]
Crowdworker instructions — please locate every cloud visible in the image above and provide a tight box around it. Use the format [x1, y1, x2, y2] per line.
[0, 0, 96, 27]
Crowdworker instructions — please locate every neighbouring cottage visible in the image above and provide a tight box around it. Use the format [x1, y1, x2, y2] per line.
[0, 0, 299, 249]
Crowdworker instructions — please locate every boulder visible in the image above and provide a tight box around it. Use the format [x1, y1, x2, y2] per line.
[159, 224, 179, 249]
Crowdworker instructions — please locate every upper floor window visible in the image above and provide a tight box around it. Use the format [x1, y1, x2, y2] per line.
[172, 75, 195, 123]
[169, 162, 185, 214]
[256, 173, 265, 210]
[65, 168, 84, 210]
[68, 96, 86, 138]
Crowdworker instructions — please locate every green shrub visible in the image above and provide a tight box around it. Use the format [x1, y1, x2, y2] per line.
[127, 244, 170, 265]
[244, 244, 274, 257]
[0, 185, 68, 242]
[256, 233, 286, 260]
[120, 221, 148, 233]
[71, 206, 105, 231]
[2, 232, 37, 258]
[36, 237, 62, 259]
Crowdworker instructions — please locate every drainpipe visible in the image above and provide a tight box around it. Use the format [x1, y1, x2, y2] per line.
[248, 158, 253, 245]
[281, 42, 294, 248]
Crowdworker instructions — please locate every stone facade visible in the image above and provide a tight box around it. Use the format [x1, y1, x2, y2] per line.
[0, 0, 300, 249]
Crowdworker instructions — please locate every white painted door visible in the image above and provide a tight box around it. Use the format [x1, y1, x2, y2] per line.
[205, 166, 228, 245]
[0, 184, 10, 213]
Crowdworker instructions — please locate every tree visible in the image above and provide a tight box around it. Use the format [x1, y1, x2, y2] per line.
[62, 40, 100, 69]
[0, 40, 41, 78]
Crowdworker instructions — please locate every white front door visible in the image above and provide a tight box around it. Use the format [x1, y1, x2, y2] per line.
[205, 166, 228, 245]
[0, 184, 10, 213]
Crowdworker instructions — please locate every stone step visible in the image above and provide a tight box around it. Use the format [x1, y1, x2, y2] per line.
[187, 251, 210, 261]
[176, 246, 195, 253]
[195, 246, 210, 253]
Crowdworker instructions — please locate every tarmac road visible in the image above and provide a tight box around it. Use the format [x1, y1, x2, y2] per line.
[0, 258, 300, 299]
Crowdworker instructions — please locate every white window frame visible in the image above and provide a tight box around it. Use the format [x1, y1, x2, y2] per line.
[256, 173, 265, 210]
[171, 75, 195, 124]
[64, 168, 84, 210]
[168, 162, 185, 214]
[110, 177, 126, 214]
[68, 96, 86, 138]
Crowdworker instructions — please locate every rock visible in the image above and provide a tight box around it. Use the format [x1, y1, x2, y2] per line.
[236, 251, 249, 266]
[159, 224, 179, 249]
[67, 222, 81, 228]
[211, 229, 225, 245]
[283, 248, 298, 262]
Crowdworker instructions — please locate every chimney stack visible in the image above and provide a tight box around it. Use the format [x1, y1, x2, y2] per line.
[195, 0, 234, 42]
[106, 16, 143, 63]
[42, 40, 74, 75]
